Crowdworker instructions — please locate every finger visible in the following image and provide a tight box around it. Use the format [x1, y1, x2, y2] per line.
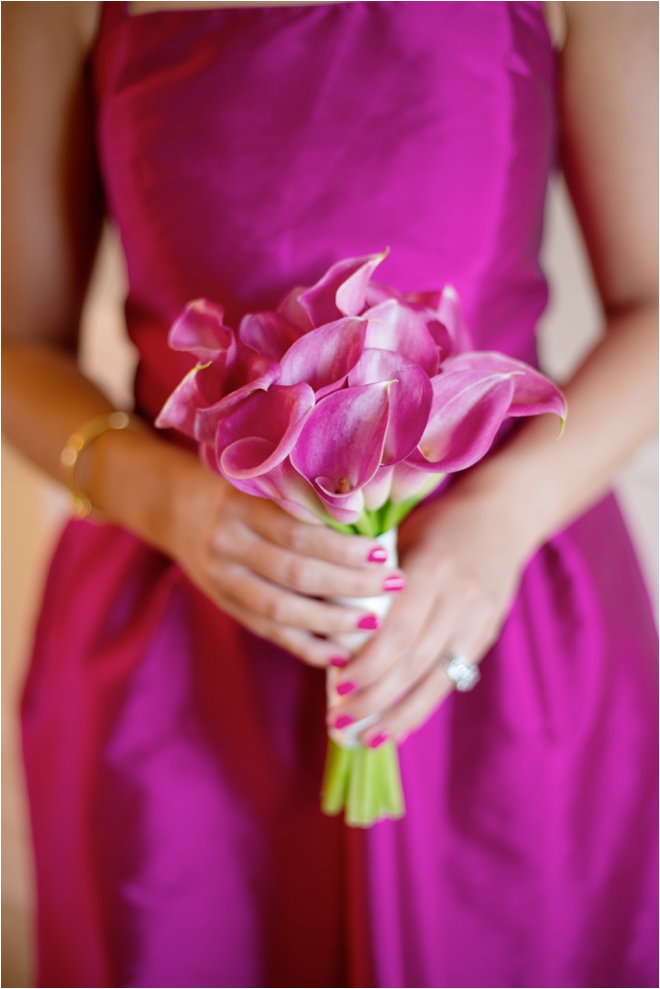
[327, 592, 496, 728]
[239, 499, 393, 569]
[215, 593, 345, 667]
[238, 530, 405, 599]
[213, 562, 382, 637]
[359, 660, 456, 744]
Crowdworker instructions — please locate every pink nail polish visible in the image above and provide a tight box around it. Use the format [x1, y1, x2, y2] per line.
[369, 731, 390, 749]
[357, 614, 380, 630]
[336, 681, 357, 696]
[367, 547, 388, 563]
[383, 575, 405, 593]
[334, 714, 355, 729]
[329, 655, 348, 668]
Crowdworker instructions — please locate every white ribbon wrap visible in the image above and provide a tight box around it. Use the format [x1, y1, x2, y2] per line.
[327, 527, 398, 749]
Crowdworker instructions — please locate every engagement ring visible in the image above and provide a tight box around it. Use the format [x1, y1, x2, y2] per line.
[444, 653, 481, 692]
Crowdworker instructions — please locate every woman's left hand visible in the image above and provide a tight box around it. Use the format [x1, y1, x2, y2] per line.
[326, 473, 536, 745]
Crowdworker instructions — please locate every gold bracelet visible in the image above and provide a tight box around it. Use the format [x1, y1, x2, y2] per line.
[60, 411, 144, 520]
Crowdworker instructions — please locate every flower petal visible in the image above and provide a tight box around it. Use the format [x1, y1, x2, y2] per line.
[279, 317, 367, 394]
[221, 453, 330, 524]
[239, 311, 305, 362]
[155, 364, 209, 437]
[390, 462, 446, 503]
[169, 299, 237, 362]
[363, 465, 394, 510]
[443, 352, 566, 420]
[406, 371, 515, 473]
[298, 252, 387, 326]
[277, 286, 315, 333]
[194, 347, 282, 444]
[364, 299, 440, 376]
[406, 285, 473, 354]
[217, 382, 315, 478]
[290, 383, 391, 509]
[348, 348, 433, 464]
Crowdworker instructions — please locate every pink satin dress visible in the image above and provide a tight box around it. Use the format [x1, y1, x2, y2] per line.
[22, 3, 658, 986]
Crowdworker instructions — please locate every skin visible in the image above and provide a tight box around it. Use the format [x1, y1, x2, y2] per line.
[2, 3, 657, 747]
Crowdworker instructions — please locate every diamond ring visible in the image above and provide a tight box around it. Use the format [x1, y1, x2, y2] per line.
[443, 653, 481, 692]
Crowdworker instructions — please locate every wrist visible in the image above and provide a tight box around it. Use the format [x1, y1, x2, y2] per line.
[79, 424, 207, 554]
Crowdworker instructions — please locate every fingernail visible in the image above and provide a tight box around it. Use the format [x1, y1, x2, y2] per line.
[369, 731, 390, 749]
[357, 614, 380, 631]
[334, 714, 355, 729]
[382, 575, 405, 593]
[367, 547, 388, 563]
[329, 655, 348, 667]
[336, 681, 357, 696]
[396, 732, 409, 745]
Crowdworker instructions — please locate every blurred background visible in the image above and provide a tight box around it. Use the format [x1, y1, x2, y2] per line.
[2, 175, 657, 987]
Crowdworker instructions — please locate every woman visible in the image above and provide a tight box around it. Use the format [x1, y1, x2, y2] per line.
[3, 2, 657, 986]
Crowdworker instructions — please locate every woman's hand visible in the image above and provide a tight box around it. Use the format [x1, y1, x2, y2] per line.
[94, 429, 404, 669]
[325, 468, 535, 744]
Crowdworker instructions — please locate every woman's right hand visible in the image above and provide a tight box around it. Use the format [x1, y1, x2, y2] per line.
[90, 427, 404, 669]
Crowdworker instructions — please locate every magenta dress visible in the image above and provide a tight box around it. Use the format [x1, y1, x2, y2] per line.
[22, 3, 658, 987]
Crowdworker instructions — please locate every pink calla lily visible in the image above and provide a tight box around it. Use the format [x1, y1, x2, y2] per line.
[362, 465, 394, 510]
[220, 454, 328, 524]
[279, 317, 367, 397]
[291, 382, 391, 522]
[406, 370, 516, 473]
[348, 348, 433, 464]
[216, 382, 315, 478]
[239, 311, 305, 362]
[155, 363, 215, 438]
[169, 299, 237, 363]
[364, 299, 440, 377]
[276, 286, 315, 333]
[442, 352, 566, 420]
[298, 252, 386, 327]
[194, 347, 282, 444]
[390, 462, 446, 503]
[406, 285, 473, 354]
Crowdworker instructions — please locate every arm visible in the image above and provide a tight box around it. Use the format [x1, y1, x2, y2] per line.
[330, 1, 658, 743]
[2, 3, 404, 668]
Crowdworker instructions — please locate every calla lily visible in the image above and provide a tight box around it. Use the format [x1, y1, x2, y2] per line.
[279, 317, 367, 397]
[406, 370, 516, 473]
[291, 383, 391, 522]
[169, 299, 237, 363]
[216, 383, 315, 479]
[239, 311, 305, 362]
[298, 252, 386, 327]
[362, 465, 394, 511]
[194, 347, 282, 444]
[221, 454, 328, 524]
[390, 462, 446, 503]
[364, 299, 440, 376]
[157, 344, 281, 442]
[348, 349, 433, 464]
[442, 352, 566, 420]
[156, 363, 215, 438]
[277, 286, 315, 333]
[406, 285, 473, 354]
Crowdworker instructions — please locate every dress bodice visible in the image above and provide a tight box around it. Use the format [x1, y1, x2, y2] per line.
[92, 1, 556, 422]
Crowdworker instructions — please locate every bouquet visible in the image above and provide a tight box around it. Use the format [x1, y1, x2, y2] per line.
[156, 252, 565, 826]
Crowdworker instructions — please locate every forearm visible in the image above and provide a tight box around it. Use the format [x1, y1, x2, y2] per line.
[1, 340, 203, 552]
[462, 299, 658, 557]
